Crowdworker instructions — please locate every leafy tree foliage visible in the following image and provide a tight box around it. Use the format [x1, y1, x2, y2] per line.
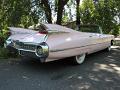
[0, 0, 39, 29]
[32, 0, 69, 24]
[80, 0, 120, 35]
[0, 0, 119, 36]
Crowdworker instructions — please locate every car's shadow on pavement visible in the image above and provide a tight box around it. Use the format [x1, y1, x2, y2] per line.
[16, 48, 120, 89]
[0, 48, 120, 90]
[18, 48, 120, 71]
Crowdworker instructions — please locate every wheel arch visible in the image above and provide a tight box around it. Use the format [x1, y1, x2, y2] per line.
[111, 40, 114, 46]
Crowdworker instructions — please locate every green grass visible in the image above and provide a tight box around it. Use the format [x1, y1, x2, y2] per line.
[0, 46, 19, 59]
[0, 47, 9, 59]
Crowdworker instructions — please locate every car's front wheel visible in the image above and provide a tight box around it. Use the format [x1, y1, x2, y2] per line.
[73, 53, 86, 65]
[105, 45, 111, 52]
[107, 46, 111, 51]
[105, 40, 114, 52]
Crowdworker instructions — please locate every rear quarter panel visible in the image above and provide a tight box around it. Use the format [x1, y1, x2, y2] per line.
[46, 31, 114, 61]
[46, 31, 93, 60]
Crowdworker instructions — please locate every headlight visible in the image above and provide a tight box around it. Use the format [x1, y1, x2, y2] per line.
[36, 46, 43, 56]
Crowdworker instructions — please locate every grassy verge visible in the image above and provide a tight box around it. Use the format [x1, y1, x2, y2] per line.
[0, 47, 9, 59]
[0, 47, 18, 59]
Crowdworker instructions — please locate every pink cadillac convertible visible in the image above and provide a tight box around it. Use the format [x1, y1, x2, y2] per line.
[5, 24, 114, 64]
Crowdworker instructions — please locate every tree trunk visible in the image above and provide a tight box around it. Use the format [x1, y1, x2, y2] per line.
[76, 0, 80, 30]
[41, 0, 52, 23]
[56, 0, 69, 25]
[56, 0, 63, 25]
[40, 0, 69, 24]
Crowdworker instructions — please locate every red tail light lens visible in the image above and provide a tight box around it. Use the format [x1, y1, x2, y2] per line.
[6, 31, 11, 36]
[38, 31, 48, 34]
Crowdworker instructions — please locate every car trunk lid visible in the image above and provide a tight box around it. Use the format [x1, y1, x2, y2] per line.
[8, 27, 48, 44]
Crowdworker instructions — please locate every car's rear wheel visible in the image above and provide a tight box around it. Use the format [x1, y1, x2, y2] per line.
[73, 53, 86, 65]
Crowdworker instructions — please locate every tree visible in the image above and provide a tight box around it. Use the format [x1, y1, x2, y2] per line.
[3, 0, 46, 29]
[76, 0, 80, 30]
[56, 0, 69, 25]
[37, 0, 69, 25]
[0, 0, 119, 35]
[80, 0, 120, 35]
[40, 0, 52, 23]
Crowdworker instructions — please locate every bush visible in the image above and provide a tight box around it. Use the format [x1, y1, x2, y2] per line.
[0, 47, 9, 59]
[0, 28, 18, 59]
[0, 28, 10, 47]
[0, 47, 19, 59]
[0, 32, 5, 47]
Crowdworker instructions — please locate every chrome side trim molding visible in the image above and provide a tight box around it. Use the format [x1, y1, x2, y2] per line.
[50, 42, 110, 52]
[18, 49, 35, 52]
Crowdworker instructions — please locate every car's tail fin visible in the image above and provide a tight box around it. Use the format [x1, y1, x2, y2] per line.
[8, 27, 38, 35]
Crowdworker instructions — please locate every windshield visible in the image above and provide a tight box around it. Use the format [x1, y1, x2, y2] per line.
[78, 26, 100, 33]
[64, 23, 101, 33]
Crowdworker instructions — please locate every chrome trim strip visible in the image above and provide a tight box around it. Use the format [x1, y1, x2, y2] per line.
[50, 47, 82, 52]
[44, 35, 48, 42]
[19, 42, 39, 45]
[18, 49, 35, 52]
[50, 42, 110, 52]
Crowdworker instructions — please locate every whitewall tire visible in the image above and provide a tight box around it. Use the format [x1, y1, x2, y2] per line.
[73, 53, 86, 65]
[108, 46, 111, 51]
[105, 45, 111, 52]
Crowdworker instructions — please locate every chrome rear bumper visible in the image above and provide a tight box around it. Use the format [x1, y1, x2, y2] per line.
[5, 39, 49, 62]
[18, 42, 49, 62]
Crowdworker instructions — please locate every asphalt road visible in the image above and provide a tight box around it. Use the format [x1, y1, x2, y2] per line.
[0, 47, 120, 90]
